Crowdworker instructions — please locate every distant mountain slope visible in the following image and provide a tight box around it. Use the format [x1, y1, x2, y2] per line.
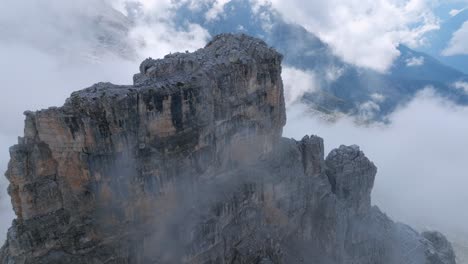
[392, 44, 466, 83]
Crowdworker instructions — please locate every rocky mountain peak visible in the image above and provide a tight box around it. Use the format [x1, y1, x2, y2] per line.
[326, 145, 376, 214]
[0, 34, 456, 264]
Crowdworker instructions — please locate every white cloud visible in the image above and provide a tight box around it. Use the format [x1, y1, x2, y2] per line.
[357, 101, 381, 121]
[285, 88, 468, 238]
[129, 22, 210, 60]
[453, 81, 468, 93]
[265, 0, 439, 72]
[112, 0, 234, 22]
[371, 93, 386, 103]
[0, 0, 136, 62]
[111, 0, 172, 15]
[449, 7, 466, 17]
[205, 0, 232, 21]
[325, 65, 345, 82]
[0, 0, 211, 63]
[406, 56, 425, 66]
[443, 21, 468, 56]
[282, 67, 320, 106]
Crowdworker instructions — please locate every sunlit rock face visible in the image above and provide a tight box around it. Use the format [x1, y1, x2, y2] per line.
[0, 34, 455, 264]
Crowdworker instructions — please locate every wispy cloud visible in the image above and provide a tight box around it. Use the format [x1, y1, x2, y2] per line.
[453, 81, 468, 94]
[205, 0, 232, 21]
[449, 7, 466, 17]
[282, 67, 320, 106]
[406, 56, 425, 66]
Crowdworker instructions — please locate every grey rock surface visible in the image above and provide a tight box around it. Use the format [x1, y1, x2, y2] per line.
[423, 231, 458, 264]
[325, 145, 376, 214]
[0, 34, 456, 264]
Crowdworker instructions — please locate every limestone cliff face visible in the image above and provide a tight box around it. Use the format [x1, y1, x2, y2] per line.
[0, 34, 456, 264]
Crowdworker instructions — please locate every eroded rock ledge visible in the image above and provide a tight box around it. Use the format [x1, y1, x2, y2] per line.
[0, 34, 456, 264]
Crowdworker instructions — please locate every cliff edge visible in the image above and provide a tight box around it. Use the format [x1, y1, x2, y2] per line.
[0, 34, 456, 264]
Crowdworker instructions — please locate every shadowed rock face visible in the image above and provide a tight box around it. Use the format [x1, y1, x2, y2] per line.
[0, 34, 456, 264]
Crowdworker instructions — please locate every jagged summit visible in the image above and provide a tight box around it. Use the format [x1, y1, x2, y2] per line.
[0, 34, 455, 264]
[134, 33, 280, 86]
